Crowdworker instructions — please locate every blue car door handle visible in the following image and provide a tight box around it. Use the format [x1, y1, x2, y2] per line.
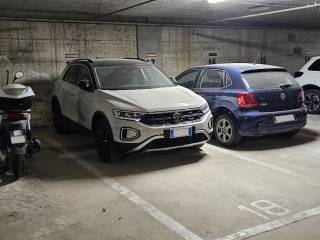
[211, 96, 217, 101]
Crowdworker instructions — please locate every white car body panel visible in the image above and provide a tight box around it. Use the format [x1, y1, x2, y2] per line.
[52, 61, 213, 152]
[295, 56, 320, 113]
[97, 86, 206, 112]
[296, 56, 320, 87]
[60, 81, 80, 122]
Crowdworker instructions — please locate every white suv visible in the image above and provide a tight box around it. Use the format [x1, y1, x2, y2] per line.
[51, 59, 213, 162]
[295, 56, 320, 114]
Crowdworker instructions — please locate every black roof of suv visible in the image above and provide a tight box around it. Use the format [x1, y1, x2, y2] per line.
[70, 58, 151, 67]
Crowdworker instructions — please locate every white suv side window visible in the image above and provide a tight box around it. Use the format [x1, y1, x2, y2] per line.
[308, 59, 320, 71]
[79, 65, 92, 82]
[63, 65, 80, 85]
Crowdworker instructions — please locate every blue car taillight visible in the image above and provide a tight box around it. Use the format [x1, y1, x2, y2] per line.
[237, 92, 258, 108]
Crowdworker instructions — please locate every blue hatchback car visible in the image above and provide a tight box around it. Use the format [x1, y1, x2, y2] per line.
[176, 63, 307, 147]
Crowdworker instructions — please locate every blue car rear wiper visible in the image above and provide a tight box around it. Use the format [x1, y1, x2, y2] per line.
[279, 84, 294, 89]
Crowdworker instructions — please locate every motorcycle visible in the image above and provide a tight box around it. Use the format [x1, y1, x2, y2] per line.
[0, 72, 41, 179]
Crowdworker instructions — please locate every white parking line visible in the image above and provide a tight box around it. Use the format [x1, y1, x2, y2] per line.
[43, 134, 320, 240]
[44, 135, 204, 240]
[204, 145, 300, 177]
[214, 206, 320, 240]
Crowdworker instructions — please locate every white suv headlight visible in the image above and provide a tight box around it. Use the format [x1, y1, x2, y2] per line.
[113, 110, 144, 121]
[200, 103, 210, 114]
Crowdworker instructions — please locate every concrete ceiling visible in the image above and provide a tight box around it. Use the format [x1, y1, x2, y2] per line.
[0, 0, 320, 29]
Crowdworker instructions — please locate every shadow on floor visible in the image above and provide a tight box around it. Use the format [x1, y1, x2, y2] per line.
[0, 171, 15, 187]
[208, 128, 319, 151]
[44, 143, 96, 153]
[59, 144, 207, 178]
[91, 148, 206, 178]
[31, 125, 320, 181]
[30, 129, 207, 181]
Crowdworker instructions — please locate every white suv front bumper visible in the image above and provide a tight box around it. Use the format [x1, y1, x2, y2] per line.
[109, 111, 213, 153]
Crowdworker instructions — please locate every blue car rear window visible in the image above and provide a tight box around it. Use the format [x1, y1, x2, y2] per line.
[241, 71, 299, 90]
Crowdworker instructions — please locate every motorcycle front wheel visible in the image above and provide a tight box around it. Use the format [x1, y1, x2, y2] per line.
[12, 154, 25, 179]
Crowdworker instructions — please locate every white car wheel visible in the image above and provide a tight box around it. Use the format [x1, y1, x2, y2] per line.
[305, 89, 320, 114]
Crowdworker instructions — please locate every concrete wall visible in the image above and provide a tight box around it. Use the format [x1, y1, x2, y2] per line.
[1, 19, 320, 126]
[0, 20, 137, 126]
[137, 26, 320, 76]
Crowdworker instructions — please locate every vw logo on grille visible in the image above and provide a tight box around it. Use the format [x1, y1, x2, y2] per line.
[172, 112, 183, 123]
[280, 93, 287, 101]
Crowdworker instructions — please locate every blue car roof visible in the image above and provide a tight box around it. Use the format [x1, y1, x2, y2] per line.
[204, 63, 286, 73]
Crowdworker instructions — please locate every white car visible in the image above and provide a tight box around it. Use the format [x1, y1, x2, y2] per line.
[51, 59, 213, 162]
[295, 56, 320, 113]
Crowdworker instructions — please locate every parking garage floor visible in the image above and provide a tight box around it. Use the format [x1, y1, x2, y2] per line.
[0, 115, 320, 240]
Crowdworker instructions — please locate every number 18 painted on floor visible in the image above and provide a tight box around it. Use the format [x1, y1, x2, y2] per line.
[239, 200, 290, 220]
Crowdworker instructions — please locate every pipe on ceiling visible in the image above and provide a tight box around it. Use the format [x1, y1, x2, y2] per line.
[1, 16, 319, 30]
[91, 0, 158, 20]
[207, 2, 320, 23]
[234, 0, 298, 8]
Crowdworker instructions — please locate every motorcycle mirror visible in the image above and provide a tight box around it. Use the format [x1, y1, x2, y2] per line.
[15, 72, 24, 79]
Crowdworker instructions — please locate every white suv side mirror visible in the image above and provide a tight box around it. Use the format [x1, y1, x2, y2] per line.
[79, 79, 93, 91]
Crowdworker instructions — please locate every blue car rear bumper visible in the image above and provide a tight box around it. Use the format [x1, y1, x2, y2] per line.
[235, 106, 307, 136]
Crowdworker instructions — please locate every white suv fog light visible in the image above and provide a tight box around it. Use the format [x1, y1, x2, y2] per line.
[120, 128, 140, 141]
[208, 117, 213, 130]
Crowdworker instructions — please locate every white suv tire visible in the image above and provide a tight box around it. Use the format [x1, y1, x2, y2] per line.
[52, 99, 73, 135]
[304, 89, 320, 114]
[93, 118, 121, 163]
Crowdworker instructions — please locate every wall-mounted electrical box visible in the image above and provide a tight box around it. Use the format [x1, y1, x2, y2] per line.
[145, 53, 157, 64]
[208, 52, 218, 65]
[260, 52, 268, 64]
[305, 50, 311, 63]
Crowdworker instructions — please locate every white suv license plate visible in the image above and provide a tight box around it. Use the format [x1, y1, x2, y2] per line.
[170, 127, 193, 139]
[274, 114, 295, 124]
[10, 130, 26, 144]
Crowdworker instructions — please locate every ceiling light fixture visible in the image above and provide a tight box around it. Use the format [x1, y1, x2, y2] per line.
[207, 0, 227, 3]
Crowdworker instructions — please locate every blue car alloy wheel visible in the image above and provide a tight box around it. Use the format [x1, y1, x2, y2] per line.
[214, 114, 241, 147]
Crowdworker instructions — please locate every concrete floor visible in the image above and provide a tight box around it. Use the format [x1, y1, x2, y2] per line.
[0, 115, 320, 240]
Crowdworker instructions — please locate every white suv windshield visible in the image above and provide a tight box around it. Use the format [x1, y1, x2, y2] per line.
[95, 65, 175, 90]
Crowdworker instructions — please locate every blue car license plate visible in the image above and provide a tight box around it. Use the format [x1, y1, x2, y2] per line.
[274, 114, 295, 124]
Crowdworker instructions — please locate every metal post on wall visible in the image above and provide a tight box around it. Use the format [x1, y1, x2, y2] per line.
[6, 70, 9, 85]
[305, 51, 311, 63]
[136, 25, 140, 59]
